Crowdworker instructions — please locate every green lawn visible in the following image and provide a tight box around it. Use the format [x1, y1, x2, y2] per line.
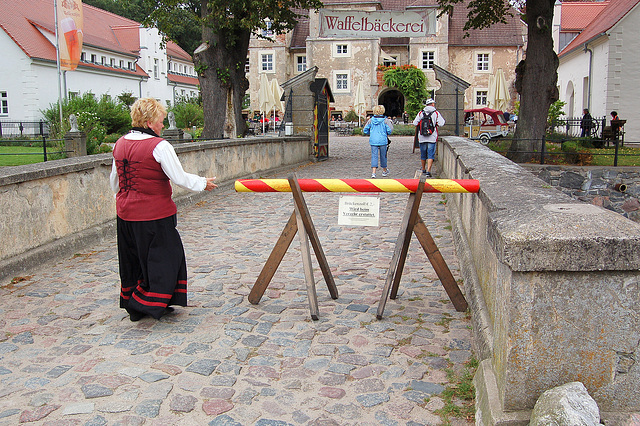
[0, 146, 49, 166]
[487, 138, 640, 167]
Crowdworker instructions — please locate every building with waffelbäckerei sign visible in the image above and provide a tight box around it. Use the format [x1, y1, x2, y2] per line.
[247, 0, 526, 123]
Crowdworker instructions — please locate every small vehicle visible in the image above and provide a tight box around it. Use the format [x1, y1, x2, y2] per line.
[464, 107, 510, 145]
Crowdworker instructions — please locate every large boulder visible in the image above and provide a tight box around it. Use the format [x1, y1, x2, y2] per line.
[529, 382, 601, 426]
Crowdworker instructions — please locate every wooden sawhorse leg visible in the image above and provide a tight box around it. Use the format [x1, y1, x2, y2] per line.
[247, 174, 338, 320]
[377, 177, 468, 319]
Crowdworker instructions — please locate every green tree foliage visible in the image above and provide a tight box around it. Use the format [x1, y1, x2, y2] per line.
[437, 0, 558, 162]
[42, 92, 131, 155]
[147, 0, 324, 139]
[380, 65, 430, 118]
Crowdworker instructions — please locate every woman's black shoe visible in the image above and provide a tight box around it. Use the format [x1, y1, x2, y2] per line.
[129, 310, 146, 322]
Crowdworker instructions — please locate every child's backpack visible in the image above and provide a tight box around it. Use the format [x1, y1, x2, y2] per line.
[419, 111, 436, 136]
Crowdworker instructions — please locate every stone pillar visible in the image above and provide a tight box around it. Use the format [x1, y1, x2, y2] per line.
[281, 66, 319, 136]
[64, 131, 87, 157]
[432, 65, 470, 137]
[162, 129, 184, 143]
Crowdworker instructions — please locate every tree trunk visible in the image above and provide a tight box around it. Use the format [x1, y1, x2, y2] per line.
[508, 0, 559, 163]
[195, 7, 250, 139]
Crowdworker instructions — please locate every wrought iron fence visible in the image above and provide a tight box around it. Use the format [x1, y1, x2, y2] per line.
[0, 120, 50, 138]
[489, 136, 640, 167]
[548, 116, 606, 138]
[0, 137, 66, 163]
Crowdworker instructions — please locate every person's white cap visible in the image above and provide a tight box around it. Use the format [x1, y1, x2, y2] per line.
[424, 98, 435, 105]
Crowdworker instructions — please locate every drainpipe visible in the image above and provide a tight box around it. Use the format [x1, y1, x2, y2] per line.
[584, 43, 593, 111]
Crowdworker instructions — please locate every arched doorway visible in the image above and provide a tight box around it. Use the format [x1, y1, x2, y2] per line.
[378, 89, 404, 119]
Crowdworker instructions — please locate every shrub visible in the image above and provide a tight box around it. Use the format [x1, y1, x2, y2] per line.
[41, 92, 131, 154]
[344, 109, 359, 123]
[169, 98, 204, 129]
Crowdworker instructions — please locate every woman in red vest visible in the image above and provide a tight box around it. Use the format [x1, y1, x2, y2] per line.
[110, 98, 217, 321]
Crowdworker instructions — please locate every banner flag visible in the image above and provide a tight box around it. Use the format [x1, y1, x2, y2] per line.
[57, 0, 83, 71]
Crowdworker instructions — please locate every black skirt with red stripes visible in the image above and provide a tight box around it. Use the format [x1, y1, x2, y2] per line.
[117, 215, 188, 319]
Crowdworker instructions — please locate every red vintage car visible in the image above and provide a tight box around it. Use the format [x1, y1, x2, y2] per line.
[464, 108, 510, 145]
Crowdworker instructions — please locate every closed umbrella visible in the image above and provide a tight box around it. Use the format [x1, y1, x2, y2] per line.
[354, 80, 366, 126]
[487, 68, 510, 112]
[486, 74, 496, 109]
[494, 68, 510, 112]
[270, 78, 284, 132]
[258, 73, 271, 133]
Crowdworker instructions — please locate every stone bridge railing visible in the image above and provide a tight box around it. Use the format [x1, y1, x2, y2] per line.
[0, 136, 313, 283]
[438, 136, 640, 425]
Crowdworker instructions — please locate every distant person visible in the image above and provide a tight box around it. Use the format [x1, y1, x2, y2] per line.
[110, 98, 217, 322]
[610, 111, 622, 138]
[412, 98, 445, 177]
[580, 108, 593, 138]
[402, 111, 409, 124]
[363, 104, 393, 178]
[503, 111, 511, 122]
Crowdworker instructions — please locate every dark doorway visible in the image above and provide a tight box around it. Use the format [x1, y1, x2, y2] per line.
[378, 90, 404, 119]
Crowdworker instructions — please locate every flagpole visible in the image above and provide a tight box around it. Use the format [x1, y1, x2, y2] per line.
[53, 0, 64, 128]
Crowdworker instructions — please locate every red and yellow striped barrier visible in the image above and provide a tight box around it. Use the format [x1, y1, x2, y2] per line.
[235, 178, 479, 193]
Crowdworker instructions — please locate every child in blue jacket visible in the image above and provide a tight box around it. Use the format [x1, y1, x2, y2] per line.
[363, 105, 393, 178]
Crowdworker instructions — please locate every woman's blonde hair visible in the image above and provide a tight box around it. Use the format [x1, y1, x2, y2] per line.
[130, 98, 167, 128]
[372, 105, 385, 116]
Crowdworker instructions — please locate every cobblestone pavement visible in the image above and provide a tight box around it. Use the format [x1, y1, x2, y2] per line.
[0, 135, 474, 425]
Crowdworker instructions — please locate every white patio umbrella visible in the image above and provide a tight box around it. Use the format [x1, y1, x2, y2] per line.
[354, 80, 366, 126]
[487, 68, 510, 112]
[494, 68, 510, 112]
[270, 78, 284, 132]
[486, 74, 496, 109]
[258, 73, 272, 134]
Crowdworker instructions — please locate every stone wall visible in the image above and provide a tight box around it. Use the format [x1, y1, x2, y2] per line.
[523, 165, 640, 222]
[0, 136, 313, 284]
[438, 137, 640, 425]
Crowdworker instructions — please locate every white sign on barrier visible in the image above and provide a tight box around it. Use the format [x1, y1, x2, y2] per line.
[338, 195, 380, 227]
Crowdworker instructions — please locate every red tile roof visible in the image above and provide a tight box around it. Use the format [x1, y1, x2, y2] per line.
[1, 0, 191, 73]
[168, 73, 200, 86]
[448, 0, 525, 46]
[560, 0, 640, 55]
[561, 1, 610, 31]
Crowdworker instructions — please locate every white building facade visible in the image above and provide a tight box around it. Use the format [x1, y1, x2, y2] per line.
[0, 0, 199, 124]
[555, 0, 640, 141]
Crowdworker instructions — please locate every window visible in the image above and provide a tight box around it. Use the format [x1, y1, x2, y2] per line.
[128, 61, 134, 70]
[475, 90, 488, 106]
[0, 91, 8, 115]
[101, 56, 106, 65]
[476, 53, 490, 72]
[261, 52, 274, 72]
[119, 60, 124, 68]
[154, 59, 159, 79]
[245, 58, 250, 73]
[383, 56, 397, 67]
[90, 54, 96, 63]
[262, 20, 273, 37]
[333, 70, 350, 92]
[421, 51, 435, 70]
[110, 58, 115, 67]
[333, 43, 350, 58]
[81, 52, 86, 62]
[297, 56, 307, 73]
